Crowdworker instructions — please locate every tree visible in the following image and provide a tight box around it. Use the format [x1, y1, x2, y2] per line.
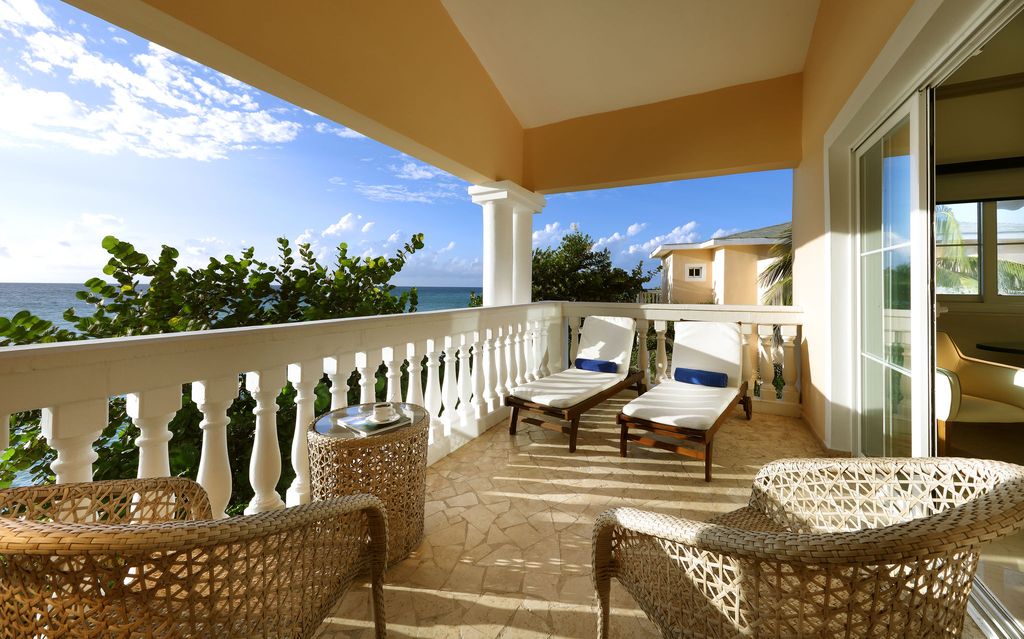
[532, 231, 656, 302]
[1, 234, 424, 513]
[758, 225, 793, 305]
[934, 205, 1024, 294]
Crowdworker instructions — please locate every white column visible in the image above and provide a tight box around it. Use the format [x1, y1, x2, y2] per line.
[194, 376, 238, 519]
[383, 346, 402, 402]
[405, 342, 424, 406]
[244, 369, 287, 514]
[512, 207, 536, 304]
[324, 352, 354, 411]
[654, 321, 668, 383]
[286, 360, 319, 507]
[471, 331, 486, 418]
[469, 181, 545, 307]
[127, 386, 180, 479]
[41, 399, 107, 484]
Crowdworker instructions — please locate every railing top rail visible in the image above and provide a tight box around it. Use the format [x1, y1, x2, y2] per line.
[559, 301, 804, 325]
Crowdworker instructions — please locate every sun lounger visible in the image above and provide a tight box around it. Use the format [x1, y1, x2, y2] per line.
[506, 315, 644, 452]
[617, 321, 751, 481]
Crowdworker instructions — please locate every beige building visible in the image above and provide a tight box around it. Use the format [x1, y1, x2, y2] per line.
[652, 223, 789, 305]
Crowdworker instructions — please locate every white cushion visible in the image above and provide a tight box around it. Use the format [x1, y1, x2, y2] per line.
[511, 369, 624, 408]
[621, 380, 738, 430]
[956, 394, 1024, 423]
[574, 315, 636, 374]
[671, 322, 742, 389]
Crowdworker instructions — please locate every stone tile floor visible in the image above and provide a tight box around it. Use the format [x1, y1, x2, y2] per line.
[315, 392, 986, 638]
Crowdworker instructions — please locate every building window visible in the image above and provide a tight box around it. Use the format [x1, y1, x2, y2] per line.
[685, 264, 705, 281]
[996, 199, 1024, 296]
[935, 202, 980, 296]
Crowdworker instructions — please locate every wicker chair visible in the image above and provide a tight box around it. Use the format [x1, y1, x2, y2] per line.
[593, 457, 1024, 639]
[0, 477, 388, 639]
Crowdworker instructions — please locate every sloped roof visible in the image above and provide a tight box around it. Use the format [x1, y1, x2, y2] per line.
[650, 221, 790, 258]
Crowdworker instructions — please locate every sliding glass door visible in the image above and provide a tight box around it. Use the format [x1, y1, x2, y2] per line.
[856, 97, 932, 457]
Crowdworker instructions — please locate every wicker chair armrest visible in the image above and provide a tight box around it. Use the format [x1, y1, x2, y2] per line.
[0, 477, 212, 524]
[0, 493, 387, 557]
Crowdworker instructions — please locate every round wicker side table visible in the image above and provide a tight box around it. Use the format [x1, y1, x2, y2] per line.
[308, 402, 429, 566]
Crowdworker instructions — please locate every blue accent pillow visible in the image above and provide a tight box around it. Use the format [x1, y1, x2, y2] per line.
[674, 367, 728, 387]
[575, 358, 617, 373]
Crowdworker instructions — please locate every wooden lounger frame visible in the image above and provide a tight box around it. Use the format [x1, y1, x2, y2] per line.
[616, 381, 751, 482]
[506, 370, 646, 452]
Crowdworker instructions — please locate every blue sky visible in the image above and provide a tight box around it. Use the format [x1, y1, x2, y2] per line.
[0, 0, 792, 286]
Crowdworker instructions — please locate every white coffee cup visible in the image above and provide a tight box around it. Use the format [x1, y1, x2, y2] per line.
[372, 402, 395, 421]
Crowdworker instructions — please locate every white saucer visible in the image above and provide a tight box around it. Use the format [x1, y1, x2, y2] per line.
[366, 412, 400, 425]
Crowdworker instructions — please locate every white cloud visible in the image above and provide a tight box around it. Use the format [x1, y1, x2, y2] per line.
[533, 221, 571, 248]
[626, 222, 646, 237]
[0, 246, 9, 258]
[360, 221, 375, 233]
[313, 121, 365, 139]
[594, 221, 649, 249]
[321, 213, 357, 236]
[625, 222, 700, 255]
[0, 0, 54, 30]
[711, 227, 739, 238]
[295, 228, 315, 245]
[386, 230, 401, 244]
[437, 240, 455, 253]
[389, 161, 445, 180]
[0, 7, 302, 160]
[354, 183, 462, 204]
[80, 212, 124, 227]
[111, 36, 127, 45]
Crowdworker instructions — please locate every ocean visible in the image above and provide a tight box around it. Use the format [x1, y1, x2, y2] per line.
[0, 283, 480, 331]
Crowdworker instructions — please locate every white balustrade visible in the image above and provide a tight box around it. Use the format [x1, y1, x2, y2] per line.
[0, 301, 801, 511]
[324, 352, 354, 411]
[405, 342, 424, 406]
[194, 376, 237, 519]
[441, 336, 458, 433]
[637, 319, 650, 387]
[654, 321, 668, 383]
[244, 369, 287, 515]
[286, 360, 318, 507]
[471, 331, 485, 419]
[127, 386, 180, 479]
[383, 347, 402, 403]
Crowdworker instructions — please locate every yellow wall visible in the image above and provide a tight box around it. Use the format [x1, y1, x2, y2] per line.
[666, 249, 715, 303]
[792, 0, 916, 443]
[523, 74, 804, 194]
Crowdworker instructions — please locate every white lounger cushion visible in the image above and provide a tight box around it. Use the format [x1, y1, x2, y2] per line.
[671, 321, 742, 388]
[574, 315, 636, 374]
[511, 369, 625, 408]
[621, 380, 738, 430]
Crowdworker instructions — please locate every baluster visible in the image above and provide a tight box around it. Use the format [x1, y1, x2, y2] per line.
[244, 369, 286, 515]
[513, 322, 527, 386]
[41, 399, 107, 484]
[442, 335, 458, 430]
[383, 347, 402, 403]
[356, 352, 375, 405]
[194, 376, 237, 519]
[637, 319, 650, 387]
[523, 322, 536, 382]
[538, 319, 553, 377]
[747, 323, 761, 391]
[457, 333, 473, 424]
[529, 320, 542, 380]
[405, 342, 424, 406]
[504, 325, 517, 392]
[471, 331, 485, 418]
[483, 328, 497, 409]
[127, 386, 180, 479]
[781, 326, 799, 403]
[654, 321, 668, 383]
[568, 316, 581, 364]
[324, 352, 354, 410]
[493, 326, 508, 398]
[758, 325, 776, 401]
[424, 339, 442, 421]
[286, 360, 318, 507]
